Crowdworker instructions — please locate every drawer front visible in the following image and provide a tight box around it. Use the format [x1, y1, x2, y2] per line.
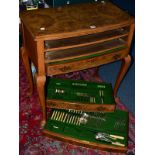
[46, 48, 128, 75]
[44, 26, 129, 51]
[45, 38, 127, 63]
[46, 100, 115, 112]
[44, 26, 129, 64]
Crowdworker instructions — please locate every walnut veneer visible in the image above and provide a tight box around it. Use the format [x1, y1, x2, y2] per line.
[20, 1, 134, 126]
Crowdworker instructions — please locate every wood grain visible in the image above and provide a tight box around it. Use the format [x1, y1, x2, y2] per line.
[44, 28, 129, 51]
[20, 1, 135, 129]
[46, 48, 128, 75]
[35, 74, 46, 126]
[42, 130, 127, 153]
[44, 38, 127, 63]
[20, 2, 134, 40]
[46, 99, 115, 112]
[21, 47, 33, 96]
[114, 55, 131, 97]
[22, 24, 38, 68]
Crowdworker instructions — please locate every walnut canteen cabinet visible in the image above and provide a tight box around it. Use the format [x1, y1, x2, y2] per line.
[20, 1, 134, 126]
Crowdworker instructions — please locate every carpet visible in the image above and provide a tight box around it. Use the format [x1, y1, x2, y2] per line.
[19, 61, 135, 155]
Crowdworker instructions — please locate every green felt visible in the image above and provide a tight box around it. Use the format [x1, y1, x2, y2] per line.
[46, 78, 115, 104]
[44, 109, 129, 147]
[46, 46, 126, 65]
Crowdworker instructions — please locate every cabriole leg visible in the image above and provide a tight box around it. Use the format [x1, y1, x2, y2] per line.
[21, 47, 33, 96]
[35, 74, 46, 127]
[114, 55, 131, 97]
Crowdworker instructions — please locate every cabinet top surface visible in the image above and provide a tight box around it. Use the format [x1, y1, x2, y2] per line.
[20, 1, 134, 40]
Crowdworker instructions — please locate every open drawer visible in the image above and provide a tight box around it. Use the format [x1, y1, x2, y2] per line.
[46, 78, 116, 112]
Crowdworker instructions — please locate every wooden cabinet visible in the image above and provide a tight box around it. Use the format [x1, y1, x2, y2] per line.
[20, 1, 134, 126]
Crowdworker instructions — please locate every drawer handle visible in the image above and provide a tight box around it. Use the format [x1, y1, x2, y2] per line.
[59, 66, 71, 72]
[113, 54, 121, 60]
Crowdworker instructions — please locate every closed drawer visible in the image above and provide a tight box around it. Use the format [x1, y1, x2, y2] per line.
[46, 48, 128, 75]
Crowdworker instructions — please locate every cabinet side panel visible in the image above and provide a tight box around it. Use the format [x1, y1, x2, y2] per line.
[22, 24, 38, 69]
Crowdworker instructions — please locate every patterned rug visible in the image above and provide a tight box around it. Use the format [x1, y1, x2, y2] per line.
[19, 61, 135, 155]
